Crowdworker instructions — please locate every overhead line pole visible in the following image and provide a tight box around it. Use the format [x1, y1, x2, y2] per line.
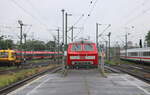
[105, 41, 108, 60]
[61, 9, 65, 69]
[108, 32, 111, 61]
[96, 23, 98, 47]
[65, 12, 68, 48]
[65, 12, 72, 49]
[57, 28, 60, 64]
[124, 26, 134, 58]
[62, 9, 65, 45]
[96, 23, 103, 47]
[23, 33, 27, 61]
[96, 23, 101, 69]
[125, 33, 127, 58]
[71, 26, 73, 42]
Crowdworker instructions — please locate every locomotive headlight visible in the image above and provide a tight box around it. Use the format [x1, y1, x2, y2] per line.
[85, 56, 95, 59]
[70, 56, 80, 59]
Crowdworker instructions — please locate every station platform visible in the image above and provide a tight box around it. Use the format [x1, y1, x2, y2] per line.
[8, 69, 150, 95]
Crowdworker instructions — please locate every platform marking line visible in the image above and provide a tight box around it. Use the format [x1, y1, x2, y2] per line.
[83, 76, 90, 95]
[122, 76, 150, 95]
[26, 75, 56, 95]
[8, 74, 49, 95]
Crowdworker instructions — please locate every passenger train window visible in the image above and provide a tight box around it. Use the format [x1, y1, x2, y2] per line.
[84, 44, 94, 51]
[143, 52, 150, 56]
[71, 44, 82, 51]
[130, 52, 138, 56]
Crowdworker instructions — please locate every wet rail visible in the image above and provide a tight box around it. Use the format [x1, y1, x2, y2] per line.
[105, 64, 150, 84]
[0, 60, 56, 75]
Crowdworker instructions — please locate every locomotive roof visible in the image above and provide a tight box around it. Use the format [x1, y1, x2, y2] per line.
[70, 40, 95, 44]
[0, 49, 15, 52]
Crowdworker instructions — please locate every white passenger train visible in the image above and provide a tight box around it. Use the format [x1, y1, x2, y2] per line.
[120, 47, 150, 63]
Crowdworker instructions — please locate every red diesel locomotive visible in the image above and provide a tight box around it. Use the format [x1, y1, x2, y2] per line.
[67, 40, 98, 68]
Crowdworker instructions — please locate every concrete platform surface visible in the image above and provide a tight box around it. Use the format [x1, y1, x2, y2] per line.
[8, 69, 150, 95]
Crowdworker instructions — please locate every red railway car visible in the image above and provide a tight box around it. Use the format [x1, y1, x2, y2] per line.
[15, 51, 62, 60]
[67, 40, 98, 68]
[0, 49, 62, 66]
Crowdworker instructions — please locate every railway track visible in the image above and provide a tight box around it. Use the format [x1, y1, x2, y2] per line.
[0, 60, 56, 75]
[118, 63, 150, 73]
[0, 66, 62, 95]
[105, 64, 150, 84]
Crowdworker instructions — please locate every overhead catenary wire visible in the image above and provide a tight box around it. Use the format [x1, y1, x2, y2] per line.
[125, 7, 150, 25]
[98, 24, 111, 37]
[88, 0, 99, 16]
[114, 0, 150, 36]
[10, 0, 49, 29]
[24, 0, 48, 26]
[123, 0, 150, 25]
[82, 0, 100, 26]
[24, 25, 32, 34]
[72, 28, 84, 40]
[67, 14, 84, 32]
[124, 0, 149, 18]
[72, 14, 84, 27]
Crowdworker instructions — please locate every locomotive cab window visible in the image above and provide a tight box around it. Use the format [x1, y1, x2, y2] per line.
[84, 44, 94, 51]
[0, 52, 8, 58]
[71, 44, 82, 51]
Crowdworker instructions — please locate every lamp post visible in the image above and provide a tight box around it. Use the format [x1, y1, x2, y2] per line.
[18, 20, 24, 62]
[61, 9, 65, 70]
[65, 12, 72, 49]
[62, 9, 65, 45]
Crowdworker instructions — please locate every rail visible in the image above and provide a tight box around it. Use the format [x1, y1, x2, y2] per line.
[0, 66, 62, 95]
[105, 64, 150, 84]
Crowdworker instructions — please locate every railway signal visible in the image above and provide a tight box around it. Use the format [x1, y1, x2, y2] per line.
[139, 39, 142, 48]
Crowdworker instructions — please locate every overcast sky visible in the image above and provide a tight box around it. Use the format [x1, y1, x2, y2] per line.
[0, 0, 150, 46]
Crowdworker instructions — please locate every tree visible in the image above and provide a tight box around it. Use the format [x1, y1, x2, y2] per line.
[5, 39, 14, 49]
[145, 30, 150, 47]
[45, 41, 56, 51]
[23, 40, 46, 51]
[0, 36, 14, 49]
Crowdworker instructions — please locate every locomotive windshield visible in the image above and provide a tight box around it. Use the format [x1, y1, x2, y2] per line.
[71, 44, 82, 51]
[0, 52, 8, 58]
[84, 44, 94, 51]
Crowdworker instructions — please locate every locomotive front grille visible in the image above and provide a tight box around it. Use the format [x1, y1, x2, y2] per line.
[72, 61, 93, 65]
